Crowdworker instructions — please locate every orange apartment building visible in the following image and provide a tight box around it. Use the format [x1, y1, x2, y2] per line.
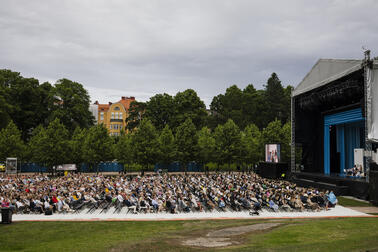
[91, 96, 135, 136]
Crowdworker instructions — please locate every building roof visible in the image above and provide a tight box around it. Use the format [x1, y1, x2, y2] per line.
[98, 104, 110, 112]
[117, 96, 135, 111]
[293, 59, 363, 97]
[93, 96, 135, 112]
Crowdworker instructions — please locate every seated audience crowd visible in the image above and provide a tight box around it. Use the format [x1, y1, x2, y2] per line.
[0, 173, 336, 215]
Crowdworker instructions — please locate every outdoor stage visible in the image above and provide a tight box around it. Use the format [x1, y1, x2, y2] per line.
[12, 205, 370, 222]
[291, 172, 369, 199]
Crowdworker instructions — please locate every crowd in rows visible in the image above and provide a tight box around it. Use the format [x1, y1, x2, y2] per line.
[0, 172, 338, 215]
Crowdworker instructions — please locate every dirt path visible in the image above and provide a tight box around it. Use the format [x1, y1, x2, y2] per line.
[182, 222, 282, 248]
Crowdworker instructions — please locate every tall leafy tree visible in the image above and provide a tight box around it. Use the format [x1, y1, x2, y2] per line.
[242, 124, 262, 165]
[114, 133, 134, 171]
[262, 119, 291, 162]
[157, 125, 177, 168]
[83, 124, 113, 172]
[0, 87, 12, 129]
[70, 127, 87, 170]
[173, 89, 207, 130]
[214, 119, 242, 169]
[145, 93, 175, 130]
[196, 127, 215, 167]
[175, 118, 198, 172]
[265, 73, 287, 124]
[132, 119, 159, 171]
[50, 78, 94, 132]
[0, 121, 25, 161]
[0, 69, 52, 140]
[126, 101, 146, 132]
[222, 85, 244, 128]
[29, 119, 71, 173]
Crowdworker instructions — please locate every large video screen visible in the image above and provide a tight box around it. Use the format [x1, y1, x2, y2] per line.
[265, 144, 280, 163]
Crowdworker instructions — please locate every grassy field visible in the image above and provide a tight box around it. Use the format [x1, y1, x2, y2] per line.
[337, 196, 372, 207]
[0, 217, 378, 252]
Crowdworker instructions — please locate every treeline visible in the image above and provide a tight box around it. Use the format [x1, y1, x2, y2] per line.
[0, 70, 94, 140]
[126, 72, 292, 132]
[0, 69, 292, 170]
[0, 117, 290, 172]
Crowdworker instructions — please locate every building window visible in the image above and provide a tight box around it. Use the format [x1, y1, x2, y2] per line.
[100, 112, 104, 121]
[114, 106, 120, 111]
[119, 112, 123, 119]
[111, 112, 115, 119]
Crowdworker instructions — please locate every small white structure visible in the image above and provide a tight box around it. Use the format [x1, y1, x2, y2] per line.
[6, 157, 17, 174]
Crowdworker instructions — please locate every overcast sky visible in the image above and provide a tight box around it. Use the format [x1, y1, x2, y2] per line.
[1, 0, 378, 107]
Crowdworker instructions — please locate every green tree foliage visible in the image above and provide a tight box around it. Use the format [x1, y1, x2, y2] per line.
[132, 119, 159, 170]
[70, 127, 87, 168]
[173, 89, 207, 130]
[50, 78, 94, 132]
[145, 93, 175, 130]
[264, 73, 290, 124]
[262, 119, 291, 162]
[175, 118, 198, 172]
[242, 124, 262, 165]
[0, 69, 53, 140]
[196, 127, 215, 166]
[281, 122, 292, 163]
[214, 119, 242, 168]
[28, 118, 70, 173]
[0, 121, 25, 161]
[157, 125, 177, 168]
[114, 133, 134, 171]
[209, 74, 292, 130]
[83, 124, 113, 172]
[126, 101, 146, 132]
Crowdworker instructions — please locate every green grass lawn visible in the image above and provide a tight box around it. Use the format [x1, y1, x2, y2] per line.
[337, 196, 372, 207]
[0, 218, 377, 252]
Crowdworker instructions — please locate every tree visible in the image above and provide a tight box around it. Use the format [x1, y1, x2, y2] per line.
[0, 69, 53, 140]
[281, 122, 292, 163]
[175, 118, 198, 173]
[28, 125, 46, 165]
[132, 119, 159, 171]
[145, 93, 176, 130]
[0, 87, 12, 129]
[222, 85, 244, 128]
[262, 119, 291, 162]
[83, 124, 113, 172]
[0, 121, 25, 161]
[242, 124, 262, 165]
[157, 125, 177, 169]
[70, 127, 87, 170]
[126, 101, 146, 132]
[214, 119, 242, 169]
[173, 89, 207, 130]
[265, 73, 287, 124]
[196, 127, 215, 167]
[49, 78, 94, 132]
[28, 118, 71, 173]
[241, 84, 259, 129]
[114, 133, 134, 172]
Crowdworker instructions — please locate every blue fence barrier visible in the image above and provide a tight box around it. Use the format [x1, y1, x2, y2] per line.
[21, 162, 203, 173]
[154, 162, 203, 172]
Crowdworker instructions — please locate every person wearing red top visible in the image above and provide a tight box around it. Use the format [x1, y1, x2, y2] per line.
[52, 196, 59, 204]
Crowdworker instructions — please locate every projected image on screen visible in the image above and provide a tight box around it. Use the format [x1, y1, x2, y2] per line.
[265, 144, 280, 163]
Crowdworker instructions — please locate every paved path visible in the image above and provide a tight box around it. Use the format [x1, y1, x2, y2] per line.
[348, 206, 378, 214]
[12, 205, 373, 222]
